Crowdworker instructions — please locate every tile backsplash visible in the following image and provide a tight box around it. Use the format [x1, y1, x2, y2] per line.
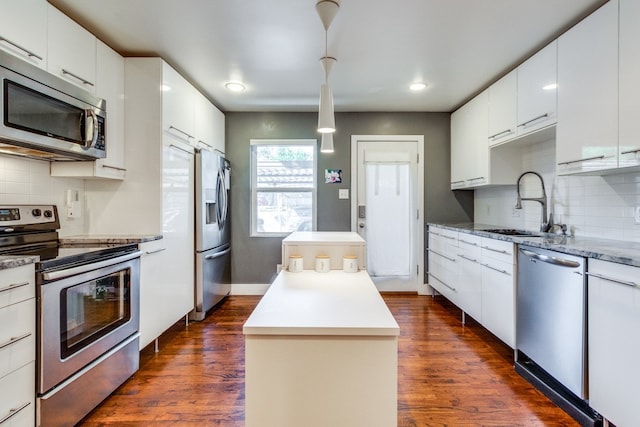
[474, 138, 640, 242]
[0, 155, 86, 236]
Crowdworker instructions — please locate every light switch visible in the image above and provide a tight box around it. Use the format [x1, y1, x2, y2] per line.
[338, 189, 349, 199]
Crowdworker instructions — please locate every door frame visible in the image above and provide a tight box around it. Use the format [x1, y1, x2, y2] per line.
[350, 135, 425, 293]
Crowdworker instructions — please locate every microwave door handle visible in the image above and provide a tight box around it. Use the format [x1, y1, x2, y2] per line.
[84, 109, 98, 148]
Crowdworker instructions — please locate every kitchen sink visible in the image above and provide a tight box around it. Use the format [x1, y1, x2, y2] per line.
[482, 228, 541, 237]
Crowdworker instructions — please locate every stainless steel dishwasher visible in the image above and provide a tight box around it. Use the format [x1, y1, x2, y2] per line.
[516, 245, 601, 426]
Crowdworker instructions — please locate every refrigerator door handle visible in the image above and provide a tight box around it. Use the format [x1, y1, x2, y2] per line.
[205, 247, 231, 260]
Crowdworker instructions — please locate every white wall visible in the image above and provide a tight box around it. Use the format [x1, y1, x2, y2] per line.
[474, 138, 640, 242]
[0, 154, 86, 236]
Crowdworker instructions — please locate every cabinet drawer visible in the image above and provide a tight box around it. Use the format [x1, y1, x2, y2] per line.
[0, 299, 35, 379]
[0, 265, 35, 309]
[481, 238, 514, 265]
[458, 233, 482, 260]
[0, 361, 35, 427]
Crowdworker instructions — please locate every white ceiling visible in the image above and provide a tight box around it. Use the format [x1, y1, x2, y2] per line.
[48, 0, 607, 113]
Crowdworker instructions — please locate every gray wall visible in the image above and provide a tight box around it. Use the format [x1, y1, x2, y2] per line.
[226, 112, 473, 285]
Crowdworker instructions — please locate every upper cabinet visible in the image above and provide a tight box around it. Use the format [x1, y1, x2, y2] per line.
[488, 71, 517, 146]
[516, 40, 557, 136]
[162, 63, 196, 144]
[0, 0, 47, 68]
[451, 90, 489, 189]
[194, 91, 226, 153]
[618, 0, 640, 169]
[556, 0, 619, 174]
[47, 4, 97, 94]
[51, 40, 126, 180]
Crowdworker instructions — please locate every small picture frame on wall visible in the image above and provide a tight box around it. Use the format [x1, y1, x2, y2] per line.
[325, 169, 342, 184]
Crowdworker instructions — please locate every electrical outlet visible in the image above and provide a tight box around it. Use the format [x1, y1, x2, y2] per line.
[338, 189, 349, 199]
[635, 206, 640, 224]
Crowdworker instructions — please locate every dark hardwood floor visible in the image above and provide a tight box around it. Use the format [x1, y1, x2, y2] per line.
[79, 294, 578, 426]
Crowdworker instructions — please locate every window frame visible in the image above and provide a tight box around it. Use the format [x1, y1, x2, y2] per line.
[250, 139, 317, 237]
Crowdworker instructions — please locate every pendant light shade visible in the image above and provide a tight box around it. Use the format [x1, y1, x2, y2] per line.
[317, 83, 335, 133]
[320, 132, 334, 153]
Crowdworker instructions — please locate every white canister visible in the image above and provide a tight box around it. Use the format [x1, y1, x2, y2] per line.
[343, 255, 358, 273]
[315, 255, 330, 273]
[289, 255, 303, 273]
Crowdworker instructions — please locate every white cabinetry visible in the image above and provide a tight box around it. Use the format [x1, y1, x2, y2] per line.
[194, 91, 225, 153]
[451, 91, 489, 189]
[85, 58, 195, 350]
[456, 233, 482, 321]
[0, 264, 35, 427]
[0, 0, 47, 68]
[47, 4, 97, 94]
[51, 40, 126, 180]
[488, 71, 517, 146]
[588, 259, 640, 427]
[516, 40, 557, 136]
[428, 226, 458, 300]
[162, 63, 196, 143]
[480, 238, 515, 348]
[556, 0, 619, 174]
[618, 0, 640, 169]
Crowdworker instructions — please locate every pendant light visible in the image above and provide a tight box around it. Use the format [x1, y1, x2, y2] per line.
[316, 0, 339, 135]
[320, 132, 334, 153]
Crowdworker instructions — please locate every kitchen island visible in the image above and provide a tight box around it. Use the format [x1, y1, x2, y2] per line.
[243, 270, 400, 427]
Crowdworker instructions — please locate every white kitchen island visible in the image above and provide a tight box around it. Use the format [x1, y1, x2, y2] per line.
[243, 270, 400, 427]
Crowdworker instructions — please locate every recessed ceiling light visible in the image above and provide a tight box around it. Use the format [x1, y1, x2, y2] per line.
[543, 83, 558, 91]
[409, 82, 427, 91]
[225, 82, 246, 92]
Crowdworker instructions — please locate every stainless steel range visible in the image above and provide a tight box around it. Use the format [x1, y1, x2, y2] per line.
[0, 205, 142, 427]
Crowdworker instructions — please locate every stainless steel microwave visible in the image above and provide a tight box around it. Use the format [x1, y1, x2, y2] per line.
[0, 49, 106, 161]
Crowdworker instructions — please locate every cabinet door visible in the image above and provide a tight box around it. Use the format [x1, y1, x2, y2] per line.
[0, 0, 47, 68]
[588, 259, 640, 427]
[488, 71, 517, 146]
[47, 5, 97, 93]
[480, 259, 515, 348]
[457, 236, 482, 321]
[618, 0, 640, 169]
[194, 91, 216, 150]
[0, 362, 35, 427]
[50, 40, 126, 180]
[450, 90, 488, 189]
[517, 40, 557, 136]
[162, 62, 196, 143]
[556, 0, 618, 174]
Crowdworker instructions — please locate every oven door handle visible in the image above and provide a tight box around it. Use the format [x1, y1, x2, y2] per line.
[42, 250, 143, 281]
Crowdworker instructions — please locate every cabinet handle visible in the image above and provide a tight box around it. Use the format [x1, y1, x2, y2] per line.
[557, 155, 605, 166]
[144, 248, 166, 255]
[0, 332, 31, 350]
[428, 273, 456, 292]
[458, 239, 478, 246]
[0, 36, 43, 61]
[467, 177, 486, 183]
[489, 129, 513, 140]
[441, 235, 456, 241]
[168, 126, 194, 140]
[428, 249, 456, 263]
[586, 272, 638, 288]
[0, 401, 31, 425]
[482, 246, 510, 255]
[458, 254, 479, 263]
[169, 144, 193, 155]
[518, 113, 549, 128]
[0, 281, 29, 293]
[481, 263, 510, 276]
[197, 140, 213, 149]
[620, 148, 640, 155]
[61, 69, 94, 87]
[101, 165, 127, 172]
[429, 231, 440, 236]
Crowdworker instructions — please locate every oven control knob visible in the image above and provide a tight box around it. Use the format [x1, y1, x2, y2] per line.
[31, 208, 42, 217]
[43, 210, 53, 218]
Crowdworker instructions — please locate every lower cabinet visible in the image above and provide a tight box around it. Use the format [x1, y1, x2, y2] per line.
[588, 259, 640, 426]
[428, 228, 516, 348]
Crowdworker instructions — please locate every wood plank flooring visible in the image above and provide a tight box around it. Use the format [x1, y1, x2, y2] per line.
[79, 294, 579, 426]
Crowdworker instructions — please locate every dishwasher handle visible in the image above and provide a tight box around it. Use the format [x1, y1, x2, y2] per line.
[519, 247, 580, 268]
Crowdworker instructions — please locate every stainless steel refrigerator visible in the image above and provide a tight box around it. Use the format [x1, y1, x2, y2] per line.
[191, 149, 231, 321]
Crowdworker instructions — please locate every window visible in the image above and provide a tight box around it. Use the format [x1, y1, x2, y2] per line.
[250, 139, 317, 237]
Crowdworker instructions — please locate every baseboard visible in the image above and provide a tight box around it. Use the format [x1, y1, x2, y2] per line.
[230, 283, 270, 295]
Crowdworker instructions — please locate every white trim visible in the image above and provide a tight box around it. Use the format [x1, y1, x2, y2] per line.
[350, 135, 425, 293]
[231, 283, 271, 296]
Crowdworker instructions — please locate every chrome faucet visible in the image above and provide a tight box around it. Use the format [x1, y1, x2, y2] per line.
[515, 171, 552, 232]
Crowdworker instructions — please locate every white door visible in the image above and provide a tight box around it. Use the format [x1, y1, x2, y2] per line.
[351, 135, 424, 292]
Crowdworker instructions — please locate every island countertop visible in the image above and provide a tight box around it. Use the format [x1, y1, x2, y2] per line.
[243, 270, 399, 336]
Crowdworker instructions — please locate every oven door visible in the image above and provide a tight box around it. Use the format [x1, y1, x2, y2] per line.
[38, 251, 141, 394]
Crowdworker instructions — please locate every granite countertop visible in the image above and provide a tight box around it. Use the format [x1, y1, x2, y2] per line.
[428, 222, 640, 268]
[59, 234, 162, 245]
[0, 255, 38, 271]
